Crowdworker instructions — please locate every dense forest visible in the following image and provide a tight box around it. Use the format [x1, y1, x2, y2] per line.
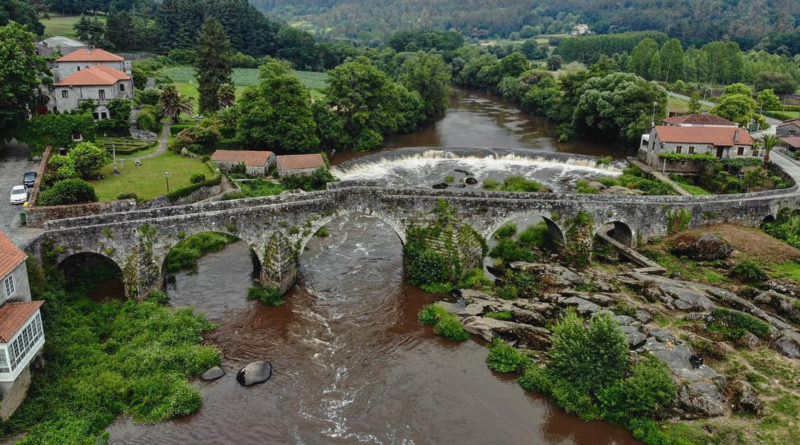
[252, 0, 800, 49]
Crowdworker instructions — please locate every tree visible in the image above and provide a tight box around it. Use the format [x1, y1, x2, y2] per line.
[547, 55, 562, 71]
[498, 52, 530, 78]
[74, 15, 107, 47]
[217, 83, 235, 108]
[37, 178, 98, 206]
[196, 18, 232, 114]
[397, 52, 452, 120]
[0, 22, 46, 147]
[0, 1, 44, 35]
[754, 71, 797, 95]
[630, 38, 659, 78]
[725, 83, 752, 97]
[762, 134, 779, 165]
[236, 59, 318, 151]
[712, 93, 756, 125]
[68, 142, 108, 179]
[688, 93, 702, 114]
[757, 89, 781, 111]
[159, 85, 194, 123]
[572, 72, 668, 143]
[659, 38, 684, 82]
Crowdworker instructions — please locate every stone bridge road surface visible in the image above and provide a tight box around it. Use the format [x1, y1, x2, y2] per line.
[0, 142, 43, 246]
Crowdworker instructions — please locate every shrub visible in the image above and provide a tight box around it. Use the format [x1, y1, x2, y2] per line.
[419, 304, 449, 325]
[494, 222, 517, 239]
[597, 354, 677, 422]
[486, 338, 527, 373]
[137, 111, 162, 133]
[116, 192, 138, 201]
[164, 232, 237, 273]
[418, 304, 470, 341]
[486, 311, 512, 320]
[68, 142, 109, 179]
[190, 173, 207, 184]
[37, 178, 98, 206]
[444, 175, 455, 183]
[145, 290, 169, 305]
[518, 363, 552, 393]
[489, 238, 538, 262]
[247, 285, 285, 306]
[500, 176, 544, 192]
[708, 307, 770, 340]
[518, 222, 550, 248]
[729, 260, 768, 283]
[496, 284, 519, 300]
[315, 226, 330, 237]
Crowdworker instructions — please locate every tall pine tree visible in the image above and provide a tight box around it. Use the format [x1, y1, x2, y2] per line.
[196, 17, 232, 114]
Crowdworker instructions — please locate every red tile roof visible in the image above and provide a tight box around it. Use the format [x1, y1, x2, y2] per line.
[778, 119, 800, 128]
[662, 114, 736, 126]
[781, 136, 800, 149]
[56, 48, 124, 62]
[0, 301, 43, 343]
[211, 150, 274, 167]
[0, 231, 26, 279]
[54, 65, 130, 87]
[654, 126, 754, 147]
[277, 154, 326, 171]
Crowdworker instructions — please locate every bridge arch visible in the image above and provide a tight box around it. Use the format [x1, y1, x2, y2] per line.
[161, 231, 262, 284]
[297, 208, 407, 254]
[57, 251, 125, 298]
[599, 220, 636, 248]
[485, 212, 566, 251]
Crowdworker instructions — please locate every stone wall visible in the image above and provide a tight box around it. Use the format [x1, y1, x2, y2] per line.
[27, 200, 136, 227]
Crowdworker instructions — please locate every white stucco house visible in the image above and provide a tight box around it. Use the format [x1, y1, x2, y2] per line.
[639, 126, 757, 173]
[52, 48, 131, 82]
[0, 231, 44, 420]
[51, 65, 133, 119]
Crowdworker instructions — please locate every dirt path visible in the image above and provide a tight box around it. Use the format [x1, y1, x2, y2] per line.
[130, 121, 171, 161]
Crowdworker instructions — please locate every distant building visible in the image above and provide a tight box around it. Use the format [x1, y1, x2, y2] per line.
[276, 154, 326, 177]
[661, 113, 738, 128]
[36, 36, 87, 58]
[570, 24, 590, 36]
[639, 126, 756, 173]
[211, 150, 275, 176]
[776, 120, 800, 138]
[0, 232, 45, 420]
[51, 65, 133, 118]
[780, 136, 800, 151]
[52, 48, 131, 82]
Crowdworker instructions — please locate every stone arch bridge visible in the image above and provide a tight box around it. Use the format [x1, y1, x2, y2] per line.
[26, 169, 800, 298]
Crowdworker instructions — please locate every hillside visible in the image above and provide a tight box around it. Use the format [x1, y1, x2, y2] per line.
[250, 0, 800, 47]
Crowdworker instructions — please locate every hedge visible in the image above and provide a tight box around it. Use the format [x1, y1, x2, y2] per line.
[658, 152, 716, 162]
[18, 112, 96, 156]
[165, 165, 221, 202]
[169, 123, 197, 135]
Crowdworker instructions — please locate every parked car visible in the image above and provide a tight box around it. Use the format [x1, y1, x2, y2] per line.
[23, 172, 36, 188]
[10, 185, 27, 205]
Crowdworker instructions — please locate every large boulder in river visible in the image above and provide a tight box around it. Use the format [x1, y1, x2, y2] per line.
[201, 366, 225, 381]
[671, 233, 732, 261]
[236, 361, 272, 386]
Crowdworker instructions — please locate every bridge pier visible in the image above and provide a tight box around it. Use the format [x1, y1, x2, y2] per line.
[260, 232, 298, 295]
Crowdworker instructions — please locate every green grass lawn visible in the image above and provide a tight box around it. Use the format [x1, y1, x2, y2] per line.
[91, 151, 212, 201]
[668, 174, 712, 195]
[40, 15, 105, 38]
[667, 96, 711, 113]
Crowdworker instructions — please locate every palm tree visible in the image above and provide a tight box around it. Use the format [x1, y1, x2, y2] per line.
[217, 83, 236, 108]
[761, 133, 780, 165]
[159, 85, 194, 123]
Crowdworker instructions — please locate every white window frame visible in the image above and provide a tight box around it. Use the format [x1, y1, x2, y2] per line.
[0, 311, 44, 382]
[4, 275, 14, 298]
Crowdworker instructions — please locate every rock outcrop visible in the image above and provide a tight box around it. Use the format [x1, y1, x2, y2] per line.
[671, 233, 733, 261]
[201, 366, 225, 381]
[236, 361, 272, 386]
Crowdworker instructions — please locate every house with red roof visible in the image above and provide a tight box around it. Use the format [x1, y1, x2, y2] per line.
[276, 153, 327, 176]
[211, 150, 276, 176]
[0, 231, 45, 420]
[53, 47, 129, 81]
[51, 65, 133, 118]
[639, 125, 758, 173]
[661, 113, 737, 128]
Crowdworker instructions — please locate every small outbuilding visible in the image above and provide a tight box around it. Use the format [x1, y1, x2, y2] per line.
[276, 154, 326, 176]
[211, 150, 275, 176]
[781, 136, 800, 151]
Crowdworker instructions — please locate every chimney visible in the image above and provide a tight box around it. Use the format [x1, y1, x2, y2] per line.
[734, 130, 740, 143]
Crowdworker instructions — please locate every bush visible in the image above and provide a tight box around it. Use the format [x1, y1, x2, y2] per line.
[486, 311, 512, 320]
[137, 111, 162, 133]
[116, 192, 138, 201]
[708, 307, 771, 340]
[486, 338, 527, 373]
[164, 232, 237, 273]
[145, 290, 169, 305]
[247, 285, 285, 306]
[496, 284, 519, 300]
[597, 354, 676, 423]
[68, 142, 109, 179]
[418, 304, 470, 341]
[190, 173, 206, 184]
[729, 260, 767, 283]
[494, 222, 517, 239]
[135, 88, 161, 106]
[419, 304, 449, 325]
[518, 363, 552, 393]
[166, 173, 221, 202]
[37, 178, 98, 206]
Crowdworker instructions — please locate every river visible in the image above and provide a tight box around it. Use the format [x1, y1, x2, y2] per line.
[105, 90, 641, 444]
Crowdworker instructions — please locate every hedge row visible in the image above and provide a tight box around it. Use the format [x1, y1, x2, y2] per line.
[165, 166, 221, 202]
[169, 123, 197, 135]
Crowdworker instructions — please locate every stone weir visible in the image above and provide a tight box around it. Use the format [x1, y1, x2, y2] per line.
[23, 148, 800, 299]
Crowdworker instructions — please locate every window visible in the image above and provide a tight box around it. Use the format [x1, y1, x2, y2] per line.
[61, 90, 69, 98]
[676, 146, 682, 154]
[77, 66, 80, 71]
[6, 312, 43, 372]
[0, 349, 8, 374]
[98, 89, 106, 100]
[71, 131, 82, 141]
[737, 146, 744, 156]
[101, 112, 108, 119]
[688, 146, 695, 154]
[4, 276, 14, 297]
[119, 83, 125, 92]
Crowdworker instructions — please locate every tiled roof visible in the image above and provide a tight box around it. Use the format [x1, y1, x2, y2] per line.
[0, 231, 26, 279]
[277, 154, 326, 171]
[781, 136, 800, 149]
[654, 126, 754, 147]
[0, 301, 43, 343]
[56, 48, 124, 62]
[778, 119, 800, 128]
[54, 65, 130, 87]
[211, 150, 274, 167]
[662, 114, 736, 126]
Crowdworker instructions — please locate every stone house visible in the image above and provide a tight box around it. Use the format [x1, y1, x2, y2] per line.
[639, 126, 756, 173]
[661, 113, 737, 128]
[0, 232, 45, 420]
[36, 36, 87, 58]
[211, 150, 275, 176]
[777, 120, 800, 138]
[52, 48, 130, 82]
[51, 65, 133, 118]
[276, 154, 326, 176]
[780, 136, 800, 151]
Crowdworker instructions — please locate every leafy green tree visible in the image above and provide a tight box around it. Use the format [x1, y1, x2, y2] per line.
[38, 178, 98, 206]
[659, 38, 684, 82]
[712, 93, 755, 125]
[0, 22, 46, 147]
[397, 52, 452, 120]
[498, 52, 530, 78]
[0, 0, 44, 34]
[630, 38, 659, 78]
[196, 18, 232, 114]
[276, 26, 319, 70]
[647, 51, 661, 81]
[549, 310, 629, 395]
[217, 83, 235, 108]
[547, 55, 562, 71]
[159, 85, 194, 123]
[725, 83, 752, 96]
[68, 142, 109, 179]
[754, 71, 797, 95]
[74, 15, 107, 47]
[757, 89, 781, 111]
[688, 93, 702, 114]
[236, 59, 318, 151]
[572, 72, 668, 143]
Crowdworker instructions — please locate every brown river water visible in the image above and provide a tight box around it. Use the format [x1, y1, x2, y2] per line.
[105, 90, 641, 445]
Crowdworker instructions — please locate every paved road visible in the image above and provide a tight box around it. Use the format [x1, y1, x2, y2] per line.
[0, 141, 43, 246]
